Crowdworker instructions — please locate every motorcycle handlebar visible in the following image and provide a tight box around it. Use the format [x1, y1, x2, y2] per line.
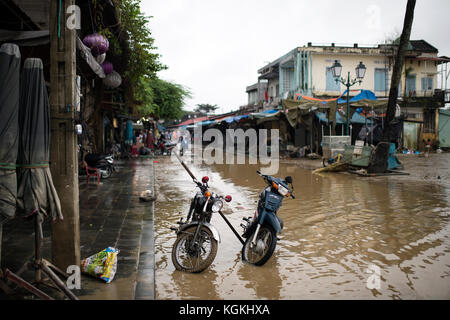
[257, 170, 295, 199]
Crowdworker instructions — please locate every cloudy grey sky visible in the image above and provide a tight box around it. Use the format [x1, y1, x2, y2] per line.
[141, 0, 450, 113]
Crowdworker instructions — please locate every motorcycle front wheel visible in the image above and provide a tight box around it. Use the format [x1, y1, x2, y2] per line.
[172, 225, 218, 273]
[242, 225, 277, 266]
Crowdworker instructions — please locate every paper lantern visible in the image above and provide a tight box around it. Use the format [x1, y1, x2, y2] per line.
[82, 33, 109, 56]
[103, 71, 121, 88]
[96, 53, 106, 64]
[101, 61, 114, 75]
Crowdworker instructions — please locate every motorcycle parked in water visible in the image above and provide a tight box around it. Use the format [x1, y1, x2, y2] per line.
[84, 153, 115, 179]
[170, 154, 295, 272]
[241, 171, 295, 266]
[170, 172, 232, 273]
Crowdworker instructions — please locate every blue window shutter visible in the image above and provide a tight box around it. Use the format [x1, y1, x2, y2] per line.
[374, 69, 387, 92]
[326, 67, 340, 91]
[406, 75, 416, 94]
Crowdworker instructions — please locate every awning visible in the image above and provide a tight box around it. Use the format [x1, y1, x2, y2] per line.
[249, 109, 280, 119]
[223, 114, 249, 123]
[175, 116, 210, 127]
[337, 89, 376, 104]
[316, 111, 373, 125]
[199, 120, 216, 126]
[0, 29, 49, 46]
[157, 123, 166, 131]
[76, 36, 105, 78]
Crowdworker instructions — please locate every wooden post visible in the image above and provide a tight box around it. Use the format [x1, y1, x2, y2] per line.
[49, 0, 80, 270]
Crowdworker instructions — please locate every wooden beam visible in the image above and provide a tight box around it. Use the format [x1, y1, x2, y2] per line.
[49, 0, 80, 271]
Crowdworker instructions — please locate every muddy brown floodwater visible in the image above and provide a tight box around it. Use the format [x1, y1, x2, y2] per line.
[153, 153, 450, 300]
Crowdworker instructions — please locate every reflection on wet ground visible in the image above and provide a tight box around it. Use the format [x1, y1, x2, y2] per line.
[154, 153, 450, 300]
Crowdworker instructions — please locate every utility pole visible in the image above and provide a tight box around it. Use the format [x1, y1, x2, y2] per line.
[383, 0, 416, 141]
[49, 0, 80, 270]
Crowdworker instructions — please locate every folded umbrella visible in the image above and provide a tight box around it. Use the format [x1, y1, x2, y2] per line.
[0, 43, 20, 225]
[16, 58, 63, 221]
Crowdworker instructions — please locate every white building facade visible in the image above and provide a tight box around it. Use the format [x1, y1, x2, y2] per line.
[254, 40, 443, 110]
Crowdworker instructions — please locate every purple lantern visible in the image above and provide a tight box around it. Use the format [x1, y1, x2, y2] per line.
[82, 33, 109, 56]
[101, 61, 114, 75]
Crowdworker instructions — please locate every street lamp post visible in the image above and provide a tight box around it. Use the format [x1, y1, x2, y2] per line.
[330, 60, 366, 135]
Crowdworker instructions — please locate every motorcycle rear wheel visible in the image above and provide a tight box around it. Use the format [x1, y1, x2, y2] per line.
[101, 167, 112, 179]
[242, 225, 277, 266]
[172, 225, 218, 273]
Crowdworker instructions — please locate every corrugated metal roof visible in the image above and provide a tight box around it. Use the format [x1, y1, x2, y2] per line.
[409, 40, 438, 53]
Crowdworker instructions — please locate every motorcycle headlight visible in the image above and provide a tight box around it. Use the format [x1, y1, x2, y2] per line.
[277, 185, 289, 196]
[211, 199, 223, 213]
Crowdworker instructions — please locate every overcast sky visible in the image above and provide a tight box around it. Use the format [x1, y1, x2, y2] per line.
[141, 0, 450, 114]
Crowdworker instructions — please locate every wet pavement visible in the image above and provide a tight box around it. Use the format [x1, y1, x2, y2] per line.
[154, 152, 450, 300]
[0, 158, 155, 300]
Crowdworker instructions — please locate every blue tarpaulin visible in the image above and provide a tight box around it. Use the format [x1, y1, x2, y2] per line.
[200, 120, 216, 126]
[224, 114, 249, 123]
[157, 123, 166, 132]
[261, 109, 279, 114]
[337, 89, 377, 104]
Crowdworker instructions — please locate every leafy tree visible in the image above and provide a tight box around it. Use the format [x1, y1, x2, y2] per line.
[116, 0, 166, 85]
[194, 104, 219, 114]
[137, 78, 191, 120]
[384, 30, 401, 45]
[94, 0, 166, 110]
[93, 0, 191, 120]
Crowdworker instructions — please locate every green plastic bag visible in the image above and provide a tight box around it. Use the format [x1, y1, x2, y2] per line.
[81, 247, 119, 283]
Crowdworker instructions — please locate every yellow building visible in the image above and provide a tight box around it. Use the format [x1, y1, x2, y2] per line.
[252, 40, 449, 150]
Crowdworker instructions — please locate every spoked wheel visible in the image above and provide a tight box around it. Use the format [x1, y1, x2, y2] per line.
[242, 225, 277, 266]
[172, 225, 218, 273]
[101, 167, 112, 179]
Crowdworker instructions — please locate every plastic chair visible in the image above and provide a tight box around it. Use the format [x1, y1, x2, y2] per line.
[83, 160, 100, 185]
[131, 144, 139, 158]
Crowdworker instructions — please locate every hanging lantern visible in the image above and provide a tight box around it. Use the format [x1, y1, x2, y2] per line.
[96, 53, 106, 64]
[101, 61, 114, 75]
[103, 71, 121, 88]
[82, 33, 109, 56]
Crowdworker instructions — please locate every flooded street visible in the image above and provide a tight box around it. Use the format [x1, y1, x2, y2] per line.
[153, 153, 450, 300]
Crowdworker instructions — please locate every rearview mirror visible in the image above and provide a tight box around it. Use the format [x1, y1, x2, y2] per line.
[285, 176, 293, 184]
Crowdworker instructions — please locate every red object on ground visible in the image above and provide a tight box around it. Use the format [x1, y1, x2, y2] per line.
[131, 145, 139, 158]
[84, 160, 100, 185]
